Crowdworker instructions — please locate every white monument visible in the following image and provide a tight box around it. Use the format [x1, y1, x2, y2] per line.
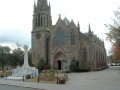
[7, 45, 38, 80]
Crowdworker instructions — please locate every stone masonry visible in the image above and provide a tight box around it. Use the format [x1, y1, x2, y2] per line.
[31, 0, 108, 71]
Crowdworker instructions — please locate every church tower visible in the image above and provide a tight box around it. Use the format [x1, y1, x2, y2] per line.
[31, 0, 52, 65]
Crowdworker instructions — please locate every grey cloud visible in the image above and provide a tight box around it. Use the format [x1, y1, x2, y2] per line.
[0, 29, 31, 46]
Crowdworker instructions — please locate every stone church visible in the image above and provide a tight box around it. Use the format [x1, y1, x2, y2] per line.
[31, 0, 108, 71]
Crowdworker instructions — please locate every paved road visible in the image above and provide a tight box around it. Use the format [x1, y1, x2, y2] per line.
[0, 66, 120, 90]
[67, 66, 120, 90]
[0, 84, 36, 90]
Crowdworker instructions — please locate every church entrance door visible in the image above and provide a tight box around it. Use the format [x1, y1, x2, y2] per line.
[58, 60, 62, 70]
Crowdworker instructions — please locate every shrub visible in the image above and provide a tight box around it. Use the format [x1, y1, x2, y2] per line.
[40, 70, 55, 81]
[36, 59, 45, 73]
[36, 58, 51, 73]
[44, 64, 51, 70]
[26, 74, 31, 79]
[69, 60, 79, 72]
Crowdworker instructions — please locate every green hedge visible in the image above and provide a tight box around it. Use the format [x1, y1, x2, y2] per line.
[69, 60, 89, 72]
[71, 67, 89, 72]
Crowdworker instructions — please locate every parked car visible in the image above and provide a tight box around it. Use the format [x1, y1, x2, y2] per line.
[115, 61, 120, 66]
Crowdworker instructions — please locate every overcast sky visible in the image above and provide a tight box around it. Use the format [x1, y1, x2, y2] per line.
[0, 0, 119, 54]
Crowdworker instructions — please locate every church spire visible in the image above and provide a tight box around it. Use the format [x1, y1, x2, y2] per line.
[37, 0, 48, 10]
[33, 0, 36, 13]
[49, 2, 51, 7]
[59, 14, 61, 19]
[49, 2, 51, 10]
[33, 0, 52, 29]
[34, 0, 36, 6]
[43, 0, 48, 9]
[77, 21, 80, 30]
[88, 23, 92, 36]
[88, 23, 92, 33]
[37, 0, 40, 6]
[89, 23, 91, 31]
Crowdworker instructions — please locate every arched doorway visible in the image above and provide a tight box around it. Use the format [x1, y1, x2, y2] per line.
[58, 60, 62, 70]
[54, 52, 66, 70]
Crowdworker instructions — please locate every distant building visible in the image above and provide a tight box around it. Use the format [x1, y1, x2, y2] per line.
[31, 0, 108, 71]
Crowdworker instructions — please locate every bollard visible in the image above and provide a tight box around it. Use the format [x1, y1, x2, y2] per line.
[32, 74, 33, 78]
[56, 72, 58, 84]
[57, 77, 59, 84]
[38, 76, 39, 83]
[23, 76, 24, 81]
[6, 74, 7, 79]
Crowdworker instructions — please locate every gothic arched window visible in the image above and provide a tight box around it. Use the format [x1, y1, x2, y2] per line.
[35, 18, 37, 27]
[71, 31, 75, 45]
[83, 48, 87, 61]
[41, 16, 43, 26]
[38, 14, 40, 27]
[54, 27, 64, 46]
[47, 15, 49, 27]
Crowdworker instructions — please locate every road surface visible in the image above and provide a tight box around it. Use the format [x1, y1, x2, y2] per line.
[0, 84, 36, 90]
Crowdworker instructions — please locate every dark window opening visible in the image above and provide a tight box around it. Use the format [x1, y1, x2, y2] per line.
[47, 15, 49, 27]
[71, 31, 75, 45]
[36, 18, 37, 27]
[46, 37, 49, 65]
[34, 52, 36, 58]
[83, 48, 87, 61]
[41, 16, 43, 26]
[38, 54, 39, 60]
[38, 14, 40, 27]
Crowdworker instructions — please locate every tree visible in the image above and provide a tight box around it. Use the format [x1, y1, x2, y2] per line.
[105, 8, 120, 60]
[9, 53, 18, 68]
[10, 47, 24, 67]
[107, 54, 116, 64]
[105, 9, 120, 44]
[111, 43, 120, 60]
[28, 48, 34, 66]
[0, 46, 11, 70]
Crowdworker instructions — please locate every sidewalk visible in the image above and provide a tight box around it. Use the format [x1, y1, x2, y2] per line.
[0, 78, 71, 90]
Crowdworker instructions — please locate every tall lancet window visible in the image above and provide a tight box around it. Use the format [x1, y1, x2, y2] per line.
[71, 31, 75, 45]
[38, 14, 40, 27]
[41, 16, 43, 26]
[83, 48, 87, 61]
[36, 18, 37, 27]
[47, 15, 49, 27]
[55, 27, 64, 46]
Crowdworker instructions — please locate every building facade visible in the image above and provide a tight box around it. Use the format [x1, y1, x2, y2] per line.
[31, 0, 108, 71]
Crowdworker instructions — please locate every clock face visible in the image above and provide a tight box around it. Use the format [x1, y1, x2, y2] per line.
[36, 33, 41, 39]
